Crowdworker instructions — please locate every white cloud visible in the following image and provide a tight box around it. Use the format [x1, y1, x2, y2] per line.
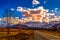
[17, 7, 23, 12]
[55, 11, 57, 13]
[11, 8, 14, 11]
[44, 1, 46, 4]
[38, 6, 44, 10]
[0, 18, 2, 21]
[51, 10, 54, 12]
[27, 8, 37, 11]
[46, 13, 55, 16]
[17, 7, 27, 12]
[49, 8, 58, 13]
[17, 6, 49, 12]
[54, 8, 58, 10]
[43, 0, 47, 4]
[17, 6, 44, 12]
[49, 10, 58, 14]
[15, 17, 19, 19]
[32, 0, 40, 5]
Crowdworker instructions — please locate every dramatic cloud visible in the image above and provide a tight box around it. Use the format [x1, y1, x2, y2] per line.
[17, 6, 49, 13]
[32, 0, 40, 5]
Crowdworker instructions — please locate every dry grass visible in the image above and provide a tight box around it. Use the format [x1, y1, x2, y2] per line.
[0, 28, 34, 40]
[39, 30, 60, 37]
[0, 28, 33, 37]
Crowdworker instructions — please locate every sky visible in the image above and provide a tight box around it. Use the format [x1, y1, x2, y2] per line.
[0, 0, 60, 18]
